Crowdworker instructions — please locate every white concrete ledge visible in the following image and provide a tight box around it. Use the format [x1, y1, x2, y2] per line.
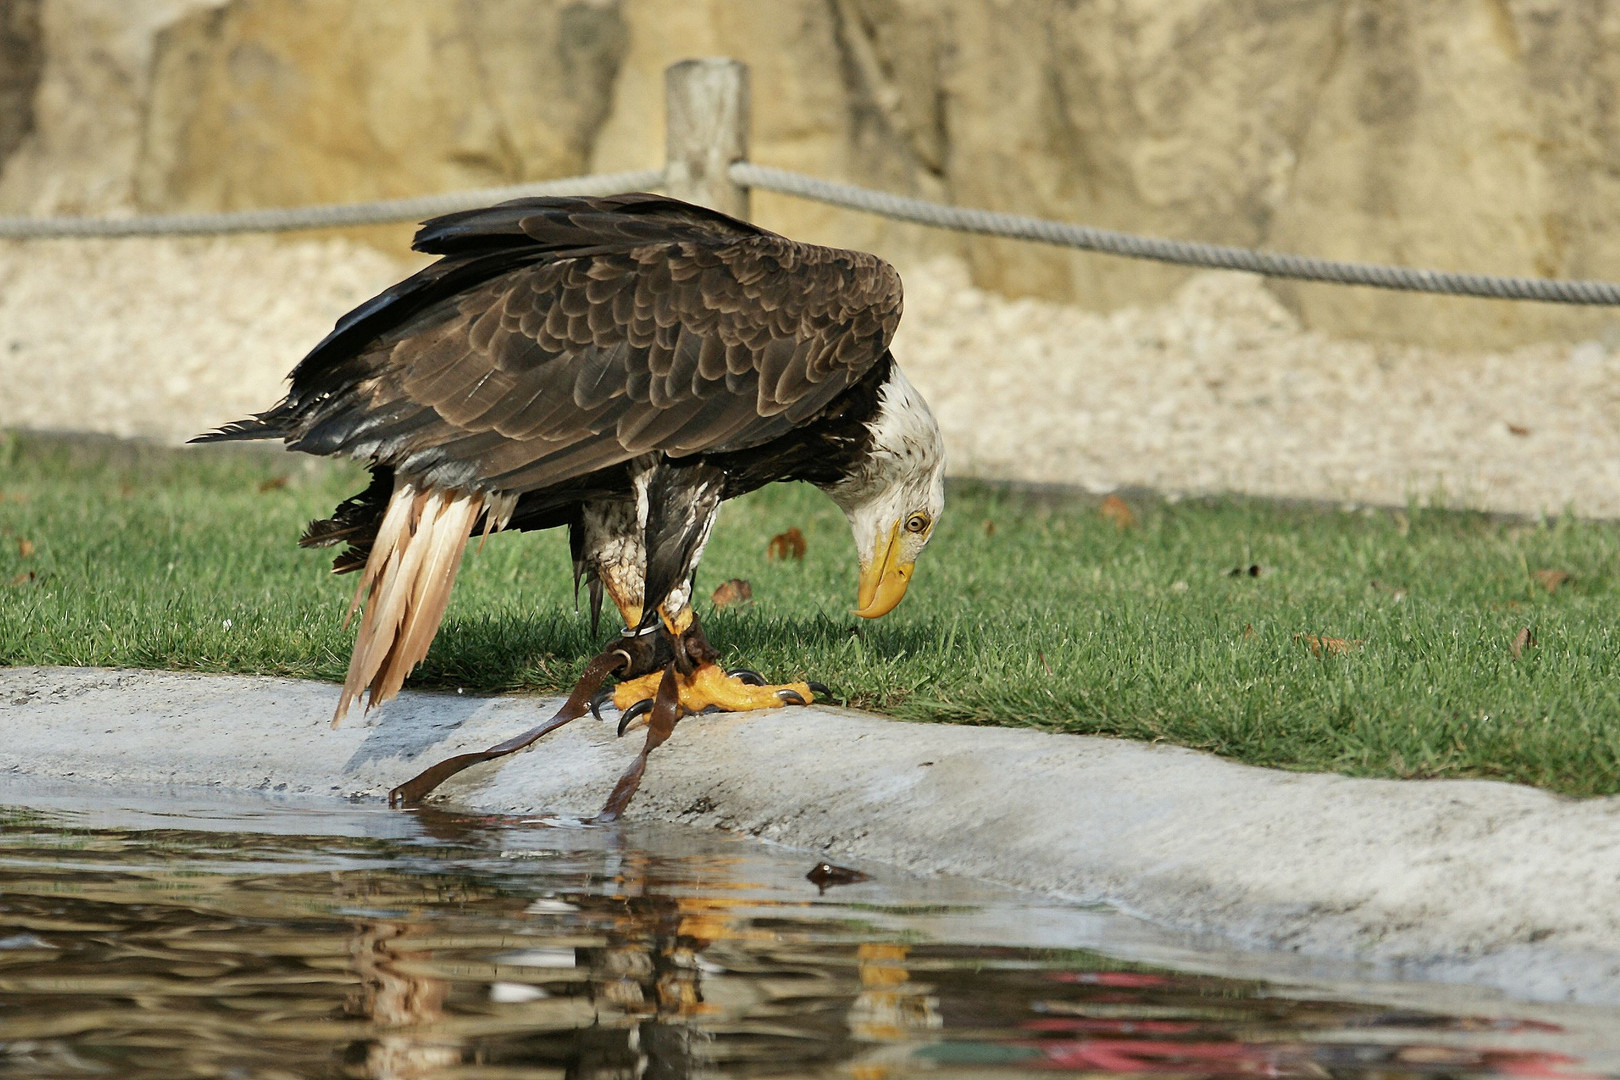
[4, 665, 1619, 1007]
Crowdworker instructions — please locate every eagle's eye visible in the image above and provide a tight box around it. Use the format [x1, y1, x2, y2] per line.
[905, 512, 931, 534]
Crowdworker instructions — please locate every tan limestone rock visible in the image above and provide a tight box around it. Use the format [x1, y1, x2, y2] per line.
[135, 0, 627, 215]
[0, 0, 227, 214]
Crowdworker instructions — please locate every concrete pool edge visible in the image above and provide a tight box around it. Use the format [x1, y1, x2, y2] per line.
[4, 665, 1618, 1007]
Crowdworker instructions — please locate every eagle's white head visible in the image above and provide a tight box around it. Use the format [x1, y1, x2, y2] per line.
[824, 362, 946, 618]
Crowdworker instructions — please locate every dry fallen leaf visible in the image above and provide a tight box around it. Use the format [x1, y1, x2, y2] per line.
[1507, 423, 1531, 437]
[806, 860, 870, 892]
[257, 475, 289, 493]
[1510, 627, 1537, 660]
[1241, 623, 1256, 640]
[767, 527, 806, 560]
[1295, 633, 1362, 657]
[1533, 569, 1572, 594]
[710, 578, 753, 608]
[983, 519, 997, 536]
[16, 538, 33, 559]
[1099, 494, 1136, 529]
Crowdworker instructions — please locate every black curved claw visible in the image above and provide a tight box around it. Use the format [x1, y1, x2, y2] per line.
[776, 688, 808, 706]
[616, 698, 653, 737]
[589, 688, 615, 723]
[807, 681, 831, 698]
[726, 667, 766, 686]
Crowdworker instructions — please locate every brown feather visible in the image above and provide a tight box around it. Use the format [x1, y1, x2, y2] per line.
[283, 212, 902, 498]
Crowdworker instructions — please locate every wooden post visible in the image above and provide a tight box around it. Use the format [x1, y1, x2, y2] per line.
[664, 58, 750, 219]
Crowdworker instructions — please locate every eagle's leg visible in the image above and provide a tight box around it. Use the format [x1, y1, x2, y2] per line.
[591, 463, 819, 722]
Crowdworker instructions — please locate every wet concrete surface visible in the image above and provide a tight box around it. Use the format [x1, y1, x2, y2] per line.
[4, 665, 1620, 1008]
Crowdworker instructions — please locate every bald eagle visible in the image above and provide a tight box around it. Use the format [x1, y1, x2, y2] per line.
[195, 193, 944, 807]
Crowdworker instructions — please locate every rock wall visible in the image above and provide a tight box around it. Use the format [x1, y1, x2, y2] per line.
[0, 0, 41, 170]
[136, 1, 627, 217]
[0, 0, 225, 215]
[4, 0, 1620, 349]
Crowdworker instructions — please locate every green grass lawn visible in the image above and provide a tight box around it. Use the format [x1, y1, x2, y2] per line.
[5, 430, 1620, 796]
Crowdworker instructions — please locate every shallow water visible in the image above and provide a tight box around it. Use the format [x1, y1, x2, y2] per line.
[0, 787, 1614, 1080]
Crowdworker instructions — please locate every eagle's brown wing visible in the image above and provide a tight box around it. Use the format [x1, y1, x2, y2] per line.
[275, 197, 902, 495]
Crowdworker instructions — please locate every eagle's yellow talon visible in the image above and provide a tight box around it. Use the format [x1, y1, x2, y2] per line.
[611, 671, 667, 712]
[611, 663, 816, 719]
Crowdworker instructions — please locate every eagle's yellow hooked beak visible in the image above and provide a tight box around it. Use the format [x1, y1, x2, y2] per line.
[853, 522, 915, 619]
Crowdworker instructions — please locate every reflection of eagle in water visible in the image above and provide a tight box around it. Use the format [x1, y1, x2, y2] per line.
[195, 193, 945, 745]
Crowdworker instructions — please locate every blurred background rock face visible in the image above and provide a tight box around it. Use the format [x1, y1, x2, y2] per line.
[4, 0, 1620, 351]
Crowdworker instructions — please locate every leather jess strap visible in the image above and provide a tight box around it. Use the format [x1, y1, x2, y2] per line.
[388, 648, 631, 808]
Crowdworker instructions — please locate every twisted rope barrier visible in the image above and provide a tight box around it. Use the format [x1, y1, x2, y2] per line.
[2, 156, 1616, 306]
[733, 162, 1620, 306]
[0, 169, 667, 239]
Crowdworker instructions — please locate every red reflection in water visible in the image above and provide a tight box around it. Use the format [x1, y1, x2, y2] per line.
[1049, 971, 1173, 988]
[1018, 1037, 1593, 1080]
[1482, 1050, 1595, 1080]
[1030, 1038, 1304, 1076]
[1023, 1018, 1202, 1036]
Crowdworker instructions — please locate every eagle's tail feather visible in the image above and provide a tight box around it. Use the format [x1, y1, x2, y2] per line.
[332, 478, 491, 727]
[188, 400, 294, 444]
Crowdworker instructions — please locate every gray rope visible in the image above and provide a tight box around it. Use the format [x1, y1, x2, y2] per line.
[734, 162, 1620, 306]
[0, 168, 667, 239]
[9, 154, 1616, 307]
